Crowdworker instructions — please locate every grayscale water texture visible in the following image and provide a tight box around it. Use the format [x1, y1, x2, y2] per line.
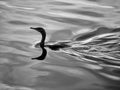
[0, 0, 120, 90]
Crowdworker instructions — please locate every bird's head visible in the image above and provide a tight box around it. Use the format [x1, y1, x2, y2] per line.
[30, 27, 46, 34]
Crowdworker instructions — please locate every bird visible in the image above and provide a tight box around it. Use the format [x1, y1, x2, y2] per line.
[30, 27, 70, 60]
[30, 27, 47, 60]
[30, 27, 46, 47]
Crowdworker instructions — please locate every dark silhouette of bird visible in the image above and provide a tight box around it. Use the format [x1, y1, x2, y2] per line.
[30, 27, 47, 60]
[30, 27, 70, 60]
[30, 27, 46, 47]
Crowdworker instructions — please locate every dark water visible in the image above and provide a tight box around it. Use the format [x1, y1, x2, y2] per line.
[0, 0, 120, 90]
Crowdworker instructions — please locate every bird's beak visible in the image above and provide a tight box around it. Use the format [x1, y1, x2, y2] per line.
[30, 27, 39, 32]
[30, 27, 35, 29]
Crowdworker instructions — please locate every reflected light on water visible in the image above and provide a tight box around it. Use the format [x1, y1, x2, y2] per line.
[0, 0, 120, 90]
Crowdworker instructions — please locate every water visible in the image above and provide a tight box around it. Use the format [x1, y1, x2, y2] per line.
[0, 0, 120, 90]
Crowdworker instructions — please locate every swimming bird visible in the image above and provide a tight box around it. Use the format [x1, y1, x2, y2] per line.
[30, 27, 70, 60]
[30, 27, 47, 60]
[30, 27, 46, 47]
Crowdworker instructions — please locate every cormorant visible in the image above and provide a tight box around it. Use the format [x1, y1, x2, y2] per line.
[30, 27, 70, 60]
[30, 27, 47, 60]
[30, 27, 46, 47]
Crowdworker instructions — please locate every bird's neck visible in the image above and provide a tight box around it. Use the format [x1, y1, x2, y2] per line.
[41, 32, 46, 43]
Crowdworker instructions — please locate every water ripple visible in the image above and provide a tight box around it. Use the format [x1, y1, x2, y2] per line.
[0, 0, 120, 89]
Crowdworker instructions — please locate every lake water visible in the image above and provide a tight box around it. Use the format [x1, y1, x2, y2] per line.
[0, 0, 120, 90]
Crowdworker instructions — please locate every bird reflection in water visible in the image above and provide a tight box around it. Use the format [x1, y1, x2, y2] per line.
[30, 27, 70, 60]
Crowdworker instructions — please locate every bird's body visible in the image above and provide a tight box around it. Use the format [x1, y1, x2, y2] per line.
[45, 42, 70, 50]
[30, 27, 46, 60]
[30, 27, 70, 60]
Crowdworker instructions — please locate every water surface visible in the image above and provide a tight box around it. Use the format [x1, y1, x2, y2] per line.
[0, 0, 120, 90]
